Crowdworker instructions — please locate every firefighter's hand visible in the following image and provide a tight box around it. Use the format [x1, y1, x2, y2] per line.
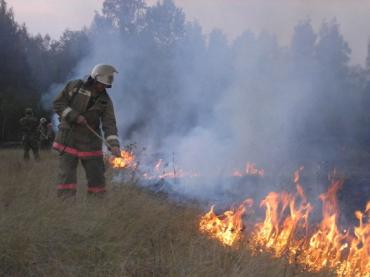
[111, 146, 121, 157]
[76, 115, 87, 125]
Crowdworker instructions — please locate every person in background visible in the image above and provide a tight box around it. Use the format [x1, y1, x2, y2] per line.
[39, 117, 51, 150]
[46, 121, 55, 147]
[19, 108, 40, 161]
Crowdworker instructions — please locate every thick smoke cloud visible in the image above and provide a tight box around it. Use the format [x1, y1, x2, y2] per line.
[45, 0, 370, 207]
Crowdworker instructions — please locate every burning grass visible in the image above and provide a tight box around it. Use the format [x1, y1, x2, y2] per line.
[199, 168, 369, 277]
[0, 149, 332, 276]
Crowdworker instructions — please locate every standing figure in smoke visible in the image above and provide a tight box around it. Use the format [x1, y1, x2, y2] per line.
[46, 121, 55, 147]
[38, 117, 52, 149]
[19, 108, 40, 161]
[52, 64, 121, 198]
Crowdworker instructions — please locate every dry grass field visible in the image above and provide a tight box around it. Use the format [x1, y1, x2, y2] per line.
[0, 149, 331, 276]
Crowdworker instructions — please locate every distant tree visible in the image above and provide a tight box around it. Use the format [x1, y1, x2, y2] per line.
[99, 0, 146, 35]
[173, 21, 208, 127]
[231, 31, 258, 80]
[120, 0, 189, 144]
[232, 31, 257, 55]
[311, 19, 353, 139]
[291, 19, 316, 58]
[359, 40, 370, 139]
[206, 29, 232, 97]
[0, 0, 90, 141]
[23, 34, 53, 91]
[90, 0, 147, 69]
[1, 0, 368, 157]
[208, 29, 228, 52]
[48, 29, 90, 82]
[315, 19, 351, 76]
[0, 0, 35, 141]
[0, 0, 30, 89]
[144, 0, 185, 48]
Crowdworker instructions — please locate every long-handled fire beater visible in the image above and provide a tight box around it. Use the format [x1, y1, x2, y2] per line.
[85, 123, 114, 150]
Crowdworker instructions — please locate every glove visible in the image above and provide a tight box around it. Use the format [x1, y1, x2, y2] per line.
[111, 146, 121, 157]
[76, 115, 87, 125]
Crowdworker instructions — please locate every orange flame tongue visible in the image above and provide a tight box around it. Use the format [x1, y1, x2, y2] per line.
[251, 167, 312, 258]
[199, 168, 370, 276]
[336, 201, 370, 277]
[109, 150, 135, 168]
[298, 179, 347, 271]
[246, 162, 265, 177]
[199, 199, 253, 246]
[233, 162, 265, 177]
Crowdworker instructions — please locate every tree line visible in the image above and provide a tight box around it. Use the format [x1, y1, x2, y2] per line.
[1, 0, 370, 152]
[0, 0, 89, 141]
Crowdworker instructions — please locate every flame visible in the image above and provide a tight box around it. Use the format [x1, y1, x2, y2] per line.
[158, 168, 199, 179]
[233, 162, 265, 177]
[297, 179, 347, 271]
[199, 168, 370, 277]
[199, 199, 253, 246]
[155, 159, 163, 171]
[142, 159, 199, 180]
[109, 153, 260, 180]
[232, 170, 243, 177]
[336, 201, 370, 276]
[108, 150, 135, 169]
[251, 167, 312, 258]
[246, 162, 265, 177]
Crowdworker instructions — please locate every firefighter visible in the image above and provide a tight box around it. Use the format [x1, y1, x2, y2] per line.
[53, 64, 121, 198]
[39, 117, 51, 149]
[47, 122, 55, 145]
[19, 108, 40, 161]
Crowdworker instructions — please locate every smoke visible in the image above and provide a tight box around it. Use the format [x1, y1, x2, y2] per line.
[44, 1, 370, 209]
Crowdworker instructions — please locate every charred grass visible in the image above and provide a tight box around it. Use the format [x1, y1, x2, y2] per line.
[0, 149, 331, 277]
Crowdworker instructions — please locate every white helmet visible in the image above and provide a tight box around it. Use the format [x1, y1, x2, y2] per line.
[90, 64, 118, 88]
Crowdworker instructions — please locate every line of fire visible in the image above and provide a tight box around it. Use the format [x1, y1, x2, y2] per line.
[106, 149, 369, 277]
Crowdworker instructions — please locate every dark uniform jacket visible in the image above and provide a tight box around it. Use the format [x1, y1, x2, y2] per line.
[53, 79, 120, 158]
[19, 115, 39, 143]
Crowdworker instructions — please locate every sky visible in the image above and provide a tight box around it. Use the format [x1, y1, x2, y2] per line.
[6, 0, 370, 65]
